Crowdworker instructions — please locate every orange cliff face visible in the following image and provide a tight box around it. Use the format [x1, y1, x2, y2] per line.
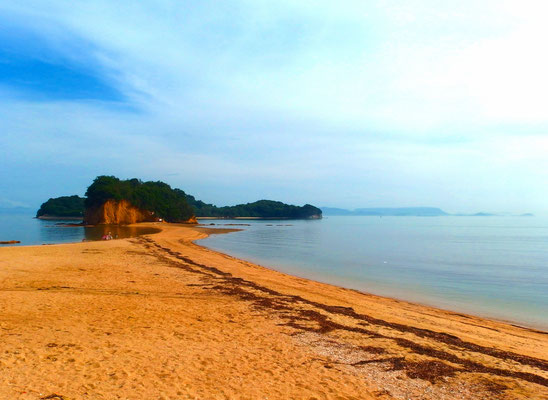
[84, 199, 159, 225]
[186, 216, 198, 224]
[84, 199, 198, 225]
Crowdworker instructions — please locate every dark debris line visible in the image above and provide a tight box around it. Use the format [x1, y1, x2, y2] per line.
[136, 237, 548, 388]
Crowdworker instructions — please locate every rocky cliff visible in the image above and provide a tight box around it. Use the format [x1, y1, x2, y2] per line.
[84, 199, 159, 225]
[84, 199, 198, 225]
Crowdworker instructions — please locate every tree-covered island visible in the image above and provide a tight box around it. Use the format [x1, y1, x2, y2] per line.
[36, 195, 85, 219]
[36, 176, 322, 223]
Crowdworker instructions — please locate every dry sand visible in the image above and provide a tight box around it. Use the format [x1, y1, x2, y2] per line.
[0, 223, 546, 400]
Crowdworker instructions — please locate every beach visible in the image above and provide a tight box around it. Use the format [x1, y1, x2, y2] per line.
[0, 224, 546, 400]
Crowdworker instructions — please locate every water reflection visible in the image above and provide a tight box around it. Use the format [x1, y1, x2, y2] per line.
[0, 213, 161, 246]
[83, 225, 161, 241]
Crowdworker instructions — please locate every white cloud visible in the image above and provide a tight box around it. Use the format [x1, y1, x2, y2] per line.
[1, 1, 547, 212]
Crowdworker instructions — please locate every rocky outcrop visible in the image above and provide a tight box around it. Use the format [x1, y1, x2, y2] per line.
[184, 216, 198, 224]
[84, 199, 198, 225]
[84, 200, 158, 225]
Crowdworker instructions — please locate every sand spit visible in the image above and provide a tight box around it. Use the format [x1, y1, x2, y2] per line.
[0, 224, 546, 399]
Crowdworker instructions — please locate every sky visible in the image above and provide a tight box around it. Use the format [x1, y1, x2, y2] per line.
[1, 0, 547, 214]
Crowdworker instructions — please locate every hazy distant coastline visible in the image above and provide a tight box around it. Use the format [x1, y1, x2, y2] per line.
[321, 207, 534, 217]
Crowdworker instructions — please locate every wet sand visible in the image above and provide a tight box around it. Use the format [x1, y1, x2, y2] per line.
[0, 223, 546, 399]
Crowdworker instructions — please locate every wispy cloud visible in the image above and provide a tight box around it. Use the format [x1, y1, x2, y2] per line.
[0, 1, 547, 213]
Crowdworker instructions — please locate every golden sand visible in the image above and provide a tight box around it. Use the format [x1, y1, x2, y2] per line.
[0, 224, 546, 400]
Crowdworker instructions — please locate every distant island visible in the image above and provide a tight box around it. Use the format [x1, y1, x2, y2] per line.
[36, 195, 85, 219]
[37, 175, 322, 224]
[186, 195, 322, 220]
[321, 207, 534, 217]
[321, 207, 449, 216]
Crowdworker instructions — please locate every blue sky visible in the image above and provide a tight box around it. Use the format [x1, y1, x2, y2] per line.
[1, 1, 547, 214]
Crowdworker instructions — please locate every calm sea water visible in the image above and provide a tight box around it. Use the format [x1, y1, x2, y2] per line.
[0, 212, 159, 246]
[199, 216, 548, 330]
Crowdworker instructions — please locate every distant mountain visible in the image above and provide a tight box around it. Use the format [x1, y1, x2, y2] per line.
[321, 207, 449, 216]
[454, 212, 535, 217]
[322, 207, 535, 217]
[471, 212, 496, 217]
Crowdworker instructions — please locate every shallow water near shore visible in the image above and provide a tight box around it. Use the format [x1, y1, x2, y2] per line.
[199, 216, 548, 331]
[0, 212, 160, 245]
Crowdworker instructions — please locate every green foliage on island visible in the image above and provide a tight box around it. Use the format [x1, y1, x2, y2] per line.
[37, 176, 322, 221]
[36, 195, 85, 218]
[85, 176, 194, 222]
[185, 196, 322, 219]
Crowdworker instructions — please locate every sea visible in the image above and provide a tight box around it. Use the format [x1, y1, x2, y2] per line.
[1, 211, 547, 330]
[199, 216, 548, 331]
[0, 211, 159, 245]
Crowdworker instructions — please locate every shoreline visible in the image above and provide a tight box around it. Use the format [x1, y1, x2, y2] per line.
[6, 221, 545, 334]
[197, 234, 548, 333]
[36, 215, 84, 220]
[197, 235, 548, 334]
[1, 223, 546, 399]
[6, 222, 546, 333]
[197, 216, 319, 220]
